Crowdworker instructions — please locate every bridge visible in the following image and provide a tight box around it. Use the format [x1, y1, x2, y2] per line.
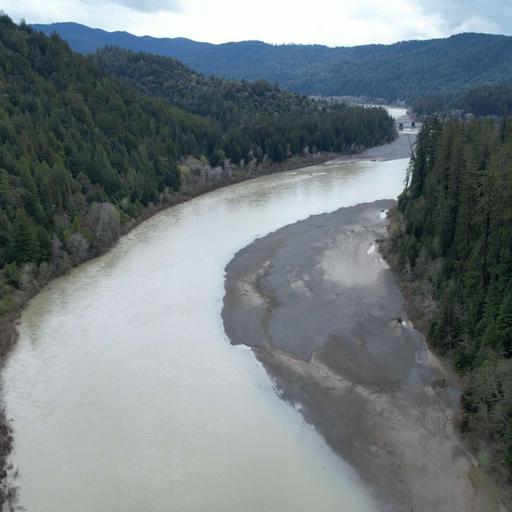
[397, 119, 416, 130]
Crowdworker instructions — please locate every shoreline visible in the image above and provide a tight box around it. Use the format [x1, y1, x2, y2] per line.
[222, 137, 506, 511]
[222, 202, 503, 511]
[0, 133, 410, 365]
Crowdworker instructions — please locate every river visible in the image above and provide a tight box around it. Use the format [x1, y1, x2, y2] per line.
[2, 149, 410, 510]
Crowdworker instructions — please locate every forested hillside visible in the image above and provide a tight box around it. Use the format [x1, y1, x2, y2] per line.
[0, 16, 395, 321]
[94, 47, 321, 126]
[389, 116, 512, 483]
[94, 48, 395, 165]
[34, 23, 512, 102]
[412, 84, 512, 117]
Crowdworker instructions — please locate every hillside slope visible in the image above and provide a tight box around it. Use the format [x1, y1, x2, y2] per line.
[34, 22, 512, 102]
[92, 46, 395, 164]
[412, 84, 512, 116]
[0, 16, 395, 315]
[388, 116, 512, 489]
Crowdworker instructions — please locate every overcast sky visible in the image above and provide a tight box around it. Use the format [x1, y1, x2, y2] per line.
[2, 0, 511, 46]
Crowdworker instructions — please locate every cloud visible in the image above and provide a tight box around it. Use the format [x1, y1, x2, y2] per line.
[2, 0, 182, 29]
[413, 0, 512, 34]
[2, 0, 510, 46]
[3, 0, 182, 18]
[103, 0, 181, 13]
[346, 0, 443, 43]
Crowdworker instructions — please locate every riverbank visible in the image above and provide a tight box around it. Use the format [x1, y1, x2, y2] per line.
[323, 129, 414, 163]
[0, 141, 396, 507]
[0, 140, 412, 511]
[0, 149, 338, 356]
[222, 133, 506, 511]
[381, 208, 512, 507]
[222, 200, 504, 511]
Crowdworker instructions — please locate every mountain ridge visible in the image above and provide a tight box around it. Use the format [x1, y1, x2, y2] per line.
[33, 22, 512, 101]
[32, 21, 509, 50]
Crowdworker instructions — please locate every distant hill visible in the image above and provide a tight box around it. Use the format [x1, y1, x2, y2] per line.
[33, 22, 512, 102]
[92, 47, 321, 129]
[410, 83, 512, 117]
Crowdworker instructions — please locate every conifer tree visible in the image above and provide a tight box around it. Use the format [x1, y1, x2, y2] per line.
[12, 209, 39, 264]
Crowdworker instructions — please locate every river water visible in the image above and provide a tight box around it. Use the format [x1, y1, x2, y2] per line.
[2, 154, 409, 511]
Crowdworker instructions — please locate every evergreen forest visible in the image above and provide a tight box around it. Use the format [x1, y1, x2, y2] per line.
[391, 116, 512, 482]
[0, 16, 395, 317]
[412, 84, 512, 117]
[35, 23, 512, 103]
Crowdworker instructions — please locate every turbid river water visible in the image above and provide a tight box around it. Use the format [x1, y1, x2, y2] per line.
[3, 140, 410, 511]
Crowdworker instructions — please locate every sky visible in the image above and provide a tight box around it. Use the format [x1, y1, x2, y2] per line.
[2, 0, 511, 46]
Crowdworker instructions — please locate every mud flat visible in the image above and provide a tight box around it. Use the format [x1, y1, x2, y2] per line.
[222, 199, 504, 512]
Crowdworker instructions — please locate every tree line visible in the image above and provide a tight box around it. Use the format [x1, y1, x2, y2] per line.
[94, 47, 396, 165]
[412, 84, 512, 117]
[390, 115, 512, 483]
